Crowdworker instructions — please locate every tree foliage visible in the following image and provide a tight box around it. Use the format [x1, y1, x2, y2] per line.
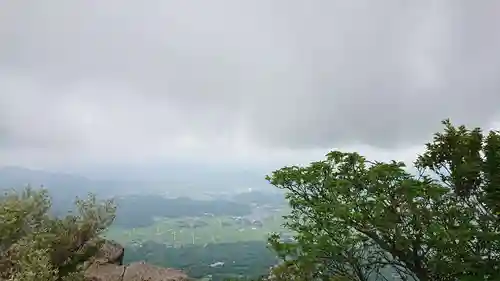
[124, 240, 277, 281]
[266, 120, 500, 281]
[0, 187, 116, 281]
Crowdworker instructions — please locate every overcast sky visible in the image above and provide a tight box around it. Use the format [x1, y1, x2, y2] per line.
[1, 0, 500, 172]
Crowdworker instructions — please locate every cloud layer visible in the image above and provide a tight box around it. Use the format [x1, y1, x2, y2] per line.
[1, 0, 499, 169]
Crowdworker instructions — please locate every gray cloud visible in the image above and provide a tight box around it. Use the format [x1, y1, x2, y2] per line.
[1, 0, 500, 167]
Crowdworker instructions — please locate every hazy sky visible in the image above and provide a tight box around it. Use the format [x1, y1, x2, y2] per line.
[1, 1, 500, 171]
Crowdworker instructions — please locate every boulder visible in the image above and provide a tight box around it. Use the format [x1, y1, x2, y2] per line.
[95, 240, 125, 265]
[85, 240, 190, 281]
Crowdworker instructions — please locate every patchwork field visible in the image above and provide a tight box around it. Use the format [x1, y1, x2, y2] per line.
[104, 209, 290, 246]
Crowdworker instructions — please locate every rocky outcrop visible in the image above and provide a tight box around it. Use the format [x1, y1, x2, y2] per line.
[123, 262, 189, 281]
[95, 240, 125, 265]
[85, 263, 126, 281]
[85, 240, 189, 281]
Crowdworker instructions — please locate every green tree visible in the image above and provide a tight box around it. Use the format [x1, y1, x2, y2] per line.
[0, 187, 116, 281]
[266, 120, 500, 281]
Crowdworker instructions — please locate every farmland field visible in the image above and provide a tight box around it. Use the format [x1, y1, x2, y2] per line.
[101, 192, 293, 280]
[104, 207, 290, 246]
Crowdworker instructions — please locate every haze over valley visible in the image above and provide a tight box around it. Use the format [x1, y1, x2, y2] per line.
[0, 165, 289, 280]
[1, 1, 500, 281]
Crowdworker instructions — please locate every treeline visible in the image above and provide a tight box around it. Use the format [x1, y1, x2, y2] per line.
[113, 195, 252, 228]
[124, 240, 276, 281]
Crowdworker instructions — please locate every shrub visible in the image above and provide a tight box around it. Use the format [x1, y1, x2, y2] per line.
[0, 187, 116, 281]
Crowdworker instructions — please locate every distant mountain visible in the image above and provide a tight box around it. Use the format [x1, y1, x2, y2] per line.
[0, 166, 133, 196]
[0, 164, 278, 212]
[0, 166, 91, 189]
[74, 162, 273, 192]
[0, 166, 149, 214]
[0, 163, 275, 196]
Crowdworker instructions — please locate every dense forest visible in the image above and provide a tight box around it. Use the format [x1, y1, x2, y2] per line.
[124, 241, 276, 281]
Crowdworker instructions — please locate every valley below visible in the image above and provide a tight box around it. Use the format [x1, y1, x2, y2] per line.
[101, 191, 291, 280]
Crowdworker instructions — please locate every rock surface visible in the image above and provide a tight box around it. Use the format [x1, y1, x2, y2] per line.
[85, 240, 190, 281]
[95, 240, 125, 265]
[85, 263, 126, 281]
[123, 262, 190, 281]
